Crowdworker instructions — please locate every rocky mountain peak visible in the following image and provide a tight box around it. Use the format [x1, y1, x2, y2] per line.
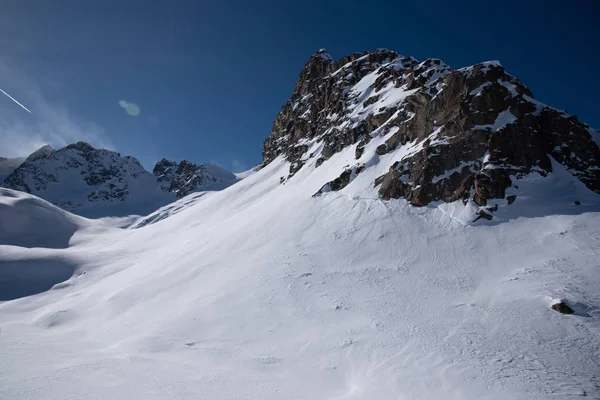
[313, 48, 334, 62]
[153, 158, 238, 198]
[25, 144, 54, 162]
[2, 143, 158, 215]
[65, 141, 96, 153]
[262, 48, 600, 215]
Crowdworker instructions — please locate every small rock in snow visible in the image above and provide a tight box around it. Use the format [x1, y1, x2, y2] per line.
[551, 302, 574, 314]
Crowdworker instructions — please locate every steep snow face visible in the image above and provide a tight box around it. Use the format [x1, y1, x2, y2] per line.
[1, 147, 599, 399]
[153, 159, 238, 198]
[0, 156, 25, 183]
[2, 142, 174, 218]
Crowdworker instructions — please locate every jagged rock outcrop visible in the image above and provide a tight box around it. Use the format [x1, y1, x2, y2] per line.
[153, 159, 238, 198]
[261, 48, 600, 207]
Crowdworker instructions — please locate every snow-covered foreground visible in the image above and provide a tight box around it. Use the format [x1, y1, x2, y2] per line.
[1, 153, 599, 399]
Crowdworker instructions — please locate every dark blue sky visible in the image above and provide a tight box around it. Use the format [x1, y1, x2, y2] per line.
[1, 0, 598, 171]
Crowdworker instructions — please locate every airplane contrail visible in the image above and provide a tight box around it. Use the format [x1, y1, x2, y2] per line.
[0, 88, 32, 113]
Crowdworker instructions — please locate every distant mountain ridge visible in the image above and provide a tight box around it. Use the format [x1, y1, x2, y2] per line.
[153, 158, 238, 198]
[0, 156, 25, 183]
[1, 142, 238, 217]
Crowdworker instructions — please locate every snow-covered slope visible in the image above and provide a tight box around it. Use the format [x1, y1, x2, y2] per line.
[2, 143, 238, 218]
[1, 150, 599, 399]
[0, 156, 25, 183]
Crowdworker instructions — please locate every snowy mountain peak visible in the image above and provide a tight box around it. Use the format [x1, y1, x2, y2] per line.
[0, 156, 26, 184]
[64, 141, 96, 153]
[2, 143, 170, 217]
[313, 48, 334, 62]
[263, 48, 600, 217]
[153, 158, 238, 198]
[25, 144, 54, 162]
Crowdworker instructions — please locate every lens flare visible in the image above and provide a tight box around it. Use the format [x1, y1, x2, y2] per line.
[125, 103, 141, 116]
[119, 100, 140, 116]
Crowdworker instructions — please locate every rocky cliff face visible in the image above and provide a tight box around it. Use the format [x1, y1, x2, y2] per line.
[153, 159, 238, 198]
[262, 49, 600, 211]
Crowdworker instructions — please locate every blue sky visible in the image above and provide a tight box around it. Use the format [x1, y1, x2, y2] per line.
[1, 0, 598, 172]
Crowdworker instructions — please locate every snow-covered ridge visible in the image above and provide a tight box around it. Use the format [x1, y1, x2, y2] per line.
[0, 156, 25, 184]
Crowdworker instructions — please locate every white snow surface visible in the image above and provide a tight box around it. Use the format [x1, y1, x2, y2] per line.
[0, 156, 25, 183]
[1, 148, 600, 399]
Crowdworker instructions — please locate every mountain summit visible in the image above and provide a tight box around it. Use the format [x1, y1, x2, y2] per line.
[262, 49, 600, 214]
[153, 158, 238, 198]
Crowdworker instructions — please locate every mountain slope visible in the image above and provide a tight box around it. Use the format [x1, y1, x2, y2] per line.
[1, 152, 600, 399]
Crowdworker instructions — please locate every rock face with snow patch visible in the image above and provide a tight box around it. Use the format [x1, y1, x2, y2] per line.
[262, 49, 600, 207]
[153, 159, 238, 198]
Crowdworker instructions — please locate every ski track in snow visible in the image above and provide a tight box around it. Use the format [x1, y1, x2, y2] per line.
[0, 149, 600, 399]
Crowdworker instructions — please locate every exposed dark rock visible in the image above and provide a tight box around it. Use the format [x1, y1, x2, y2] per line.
[153, 158, 237, 198]
[65, 141, 95, 153]
[375, 144, 389, 155]
[551, 302, 574, 314]
[506, 195, 517, 205]
[313, 165, 365, 197]
[473, 210, 493, 222]
[374, 174, 386, 187]
[322, 145, 335, 159]
[25, 145, 54, 162]
[574, 200, 581, 206]
[289, 161, 303, 176]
